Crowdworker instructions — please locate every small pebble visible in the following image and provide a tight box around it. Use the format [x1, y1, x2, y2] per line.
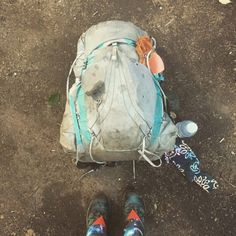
[170, 111, 177, 119]
[0, 215, 4, 220]
[154, 203, 158, 210]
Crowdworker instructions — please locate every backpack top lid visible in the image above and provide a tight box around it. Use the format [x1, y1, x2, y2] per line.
[82, 20, 148, 55]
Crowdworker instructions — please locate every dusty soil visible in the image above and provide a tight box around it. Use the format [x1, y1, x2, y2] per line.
[0, 0, 235, 235]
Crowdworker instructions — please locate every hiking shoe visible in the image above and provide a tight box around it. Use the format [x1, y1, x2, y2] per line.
[124, 192, 145, 223]
[86, 193, 110, 228]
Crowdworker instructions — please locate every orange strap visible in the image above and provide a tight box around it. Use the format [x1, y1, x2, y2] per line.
[136, 36, 165, 74]
[136, 36, 153, 65]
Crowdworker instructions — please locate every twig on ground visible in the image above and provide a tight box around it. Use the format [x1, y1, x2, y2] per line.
[152, 0, 157, 6]
[78, 169, 95, 182]
[165, 18, 174, 27]
[92, 11, 98, 17]
[219, 138, 225, 143]
[220, 176, 236, 188]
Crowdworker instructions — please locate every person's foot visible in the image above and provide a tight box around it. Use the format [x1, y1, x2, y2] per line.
[124, 192, 145, 223]
[86, 193, 109, 228]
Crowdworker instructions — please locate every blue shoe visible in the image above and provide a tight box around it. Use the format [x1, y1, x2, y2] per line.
[124, 192, 145, 223]
[86, 193, 109, 228]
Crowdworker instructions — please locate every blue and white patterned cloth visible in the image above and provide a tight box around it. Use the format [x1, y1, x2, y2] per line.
[164, 139, 219, 193]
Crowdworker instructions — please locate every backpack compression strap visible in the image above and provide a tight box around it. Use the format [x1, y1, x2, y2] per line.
[81, 38, 136, 75]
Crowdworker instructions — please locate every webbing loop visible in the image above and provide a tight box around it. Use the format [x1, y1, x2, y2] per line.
[138, 137, 162, 168]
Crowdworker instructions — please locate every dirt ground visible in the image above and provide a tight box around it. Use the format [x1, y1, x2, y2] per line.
[0, 0, 235, 235]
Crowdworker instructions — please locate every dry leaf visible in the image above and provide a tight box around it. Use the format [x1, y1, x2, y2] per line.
[25, 229, 36, 236]
[219, 0, 231, 4]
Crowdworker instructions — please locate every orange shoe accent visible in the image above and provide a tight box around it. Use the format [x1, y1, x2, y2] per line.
[92, 216, 106, 227]
[127, 209, 141, 221]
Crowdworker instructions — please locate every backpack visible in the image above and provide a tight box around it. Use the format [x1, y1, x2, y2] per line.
[60, 21, 178, 166]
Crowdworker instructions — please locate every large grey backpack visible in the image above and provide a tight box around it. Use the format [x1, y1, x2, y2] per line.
[60, 21, 178, 166]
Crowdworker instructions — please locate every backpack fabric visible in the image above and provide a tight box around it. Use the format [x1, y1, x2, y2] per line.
[60, 21, 178, 165]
